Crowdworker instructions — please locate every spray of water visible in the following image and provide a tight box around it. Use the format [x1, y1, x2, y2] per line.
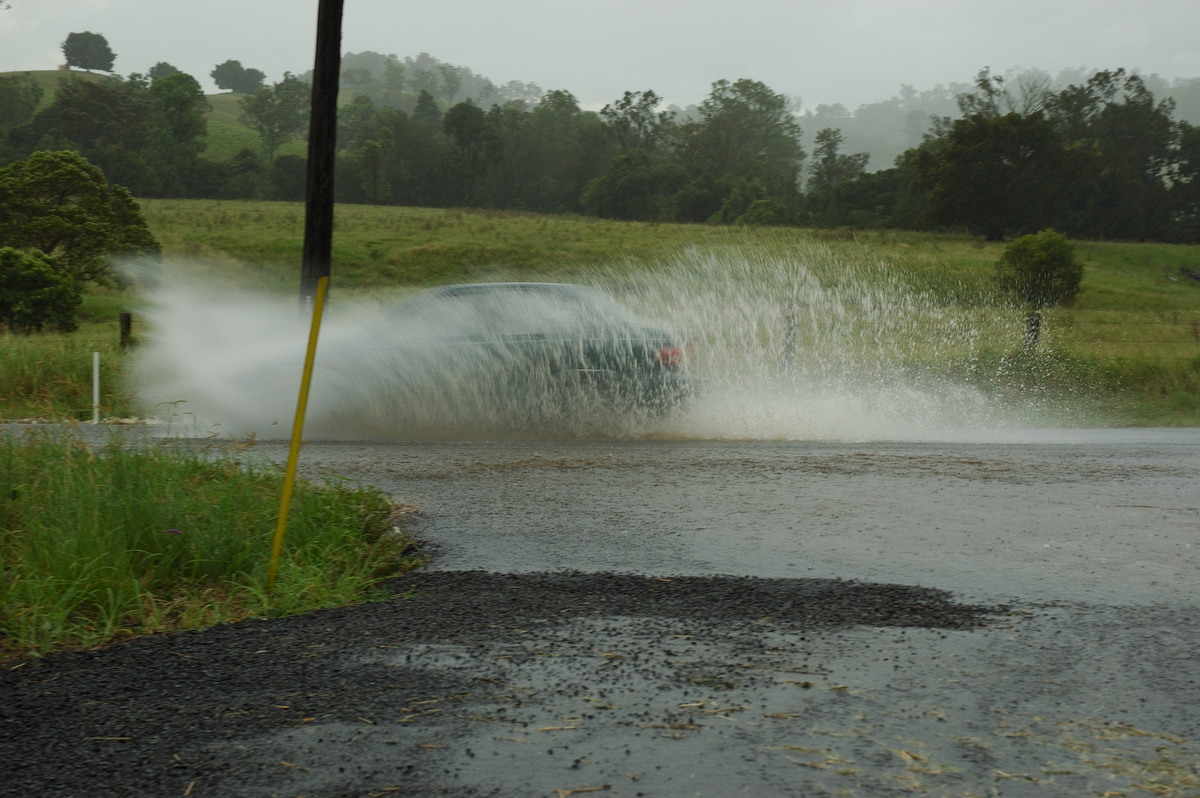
[130, 241, 1055, 442]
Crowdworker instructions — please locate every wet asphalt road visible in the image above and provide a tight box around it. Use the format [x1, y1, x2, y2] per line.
[286, 428, 1200, 607]
[4, 427, 1200, 797]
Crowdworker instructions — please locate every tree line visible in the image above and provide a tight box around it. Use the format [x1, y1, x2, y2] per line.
[3, 34, 1200, 244]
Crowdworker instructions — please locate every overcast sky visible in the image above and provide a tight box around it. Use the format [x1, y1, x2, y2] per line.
[3, 0, 1200, 111]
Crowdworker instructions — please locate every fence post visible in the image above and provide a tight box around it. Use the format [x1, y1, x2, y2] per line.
[119, 312, 133, 350]
[92, 352, 100, 424]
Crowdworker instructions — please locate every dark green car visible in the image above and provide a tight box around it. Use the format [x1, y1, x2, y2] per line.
[341, 282, 694, 432]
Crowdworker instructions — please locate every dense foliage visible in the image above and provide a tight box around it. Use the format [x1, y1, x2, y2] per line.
[4, 54, 1200, 243]
[6, 71, 213, 197]
[0, 150, 159, 329]
[0, 247, 81, 332]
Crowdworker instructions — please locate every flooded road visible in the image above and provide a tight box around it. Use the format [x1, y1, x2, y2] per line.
[284, 428, 1200, 607]
[6, 427, 1199, 797]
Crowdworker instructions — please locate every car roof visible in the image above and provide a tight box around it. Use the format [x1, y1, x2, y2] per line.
[426, 282, 599, 298]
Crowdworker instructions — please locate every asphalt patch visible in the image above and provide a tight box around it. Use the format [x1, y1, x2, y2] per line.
[6, 573, 1197, 797]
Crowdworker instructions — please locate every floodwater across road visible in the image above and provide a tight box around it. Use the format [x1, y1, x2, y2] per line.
[230, 426, 1195, 797]
[283, 427, 1200, 608]
[4, 426, 1199, 797]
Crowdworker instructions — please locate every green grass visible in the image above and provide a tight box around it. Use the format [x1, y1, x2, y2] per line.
[0, 429, 424, 660]
[202, 93, 263, 161]
[199, 94, 308, 162]
[0, 322, 138, 421]
[5, 199, 1199, 425]
[138, 199, 763, 288]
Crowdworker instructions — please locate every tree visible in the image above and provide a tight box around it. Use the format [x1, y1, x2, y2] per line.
[808, 128, 868, 190]
[1045, 72, 1177, 240]
[211, 59, 266, 94]
[954, 67, 1050, 118]
[674, 79, 805, 217]
[1169, 121, 1200, 242]
[61, 32, 115, 72]
[238, 73, 310, 161]
[995, 229, 1083, 309]
[0, 150, 160, 286]
[580, 147, 684, 221]
[474, 90, 613, 213]
[148, 62, 180, 82]
[379, 59, 407, 107]
[0, 247, 82, 332]
[10, 77, 154, 193]
[216, 147, 266, 200]
[438, 63, 462, 102]
[804, 128, 870, 227]
[599, 90, 674, 155]
[525, 90, 613, 213]
[917, 112, 1071, 241]
[443, 100, 496, 201]
[412, 89, 442, 127]
[146, 72, 210, 196]
[817, 168, 893, 228]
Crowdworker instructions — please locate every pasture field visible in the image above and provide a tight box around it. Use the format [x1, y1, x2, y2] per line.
[2, 199, 1199, 424]
[143, 200, 1200, 425]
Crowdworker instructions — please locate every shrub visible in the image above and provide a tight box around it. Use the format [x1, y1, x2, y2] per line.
[995, 228, 1083, 308]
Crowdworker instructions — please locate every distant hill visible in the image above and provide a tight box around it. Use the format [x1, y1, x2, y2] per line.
[3, 69, 285, 162]
[15, 68, 115, 111]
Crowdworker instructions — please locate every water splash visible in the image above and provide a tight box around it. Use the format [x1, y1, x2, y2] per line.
[595, 242, 1049, 441]
[130, 242, 1055, 442]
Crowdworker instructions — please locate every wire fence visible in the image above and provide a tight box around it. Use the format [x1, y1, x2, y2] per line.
[1051, 318, 1200, 345]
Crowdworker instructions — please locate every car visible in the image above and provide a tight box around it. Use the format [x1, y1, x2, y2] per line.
[325, 282, 695, 432]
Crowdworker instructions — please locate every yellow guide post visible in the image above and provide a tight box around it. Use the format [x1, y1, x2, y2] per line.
[267, 274, 330, 591]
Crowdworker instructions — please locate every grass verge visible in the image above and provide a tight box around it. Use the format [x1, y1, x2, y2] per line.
[0, 324, 137, 422]
[0, 428, 424, 661]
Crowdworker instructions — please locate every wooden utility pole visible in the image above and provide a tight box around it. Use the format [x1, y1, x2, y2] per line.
[300, 0, 344, 307]
[272, 1, 344, 592]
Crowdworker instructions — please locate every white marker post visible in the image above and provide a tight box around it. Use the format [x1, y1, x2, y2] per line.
[92, 351, 100, 424]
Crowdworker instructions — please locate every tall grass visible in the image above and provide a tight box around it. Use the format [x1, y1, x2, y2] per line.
[0, 429, 423, 660]
[0, 325, 136, 421]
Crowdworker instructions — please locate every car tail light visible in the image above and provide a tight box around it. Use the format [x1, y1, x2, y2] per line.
[655, 346, 687, 369]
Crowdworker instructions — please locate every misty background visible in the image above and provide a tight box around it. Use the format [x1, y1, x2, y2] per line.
[5, 0, 1200, 128]
[5, 0, 1200, 242]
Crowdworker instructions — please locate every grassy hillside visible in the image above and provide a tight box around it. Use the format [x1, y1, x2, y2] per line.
[14, 68, 114, 111]
[5, 70, 271, 162]
[200, 95, 307, 161]
[201, 92, 260, 160]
